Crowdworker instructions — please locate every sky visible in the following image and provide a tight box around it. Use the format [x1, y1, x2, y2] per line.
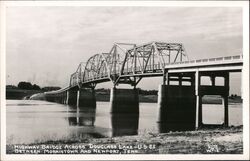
[6, 6, 243, 94]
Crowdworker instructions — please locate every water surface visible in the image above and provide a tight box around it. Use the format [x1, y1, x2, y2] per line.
[6, 100, 242, 144]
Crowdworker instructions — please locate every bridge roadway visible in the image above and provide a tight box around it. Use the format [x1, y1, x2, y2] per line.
[37, 42, 243, 132]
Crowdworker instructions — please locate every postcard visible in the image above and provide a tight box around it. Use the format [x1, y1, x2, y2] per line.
[0, 1, 249, 160]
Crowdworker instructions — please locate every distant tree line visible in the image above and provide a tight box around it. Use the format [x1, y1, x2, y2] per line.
[95, 88, 110, 94]
[138, 89, 158, 95]
[6, 85, 19, 89]
[6, 81, 61, 91]
[42, 86, 61, 91]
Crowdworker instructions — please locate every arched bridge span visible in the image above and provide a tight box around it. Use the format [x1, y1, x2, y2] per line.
[70, 42, 187, 88]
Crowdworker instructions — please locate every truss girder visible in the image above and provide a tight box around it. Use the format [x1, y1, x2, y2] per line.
[70, 42, 188, 87]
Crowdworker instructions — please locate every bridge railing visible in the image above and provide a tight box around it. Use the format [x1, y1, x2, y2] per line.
[167, 55, 243, 66]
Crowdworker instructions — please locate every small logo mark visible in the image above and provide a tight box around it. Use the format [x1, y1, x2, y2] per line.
[206, 143, 219, 153]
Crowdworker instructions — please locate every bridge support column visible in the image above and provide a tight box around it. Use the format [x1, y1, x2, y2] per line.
[45, 94, 54, 102]
[110, 87, 139, 136]
[157, 73, 196, 132]
[110, 88, 139, 113]
[67, 90, 78, 106]
[77, 88, 96, 108]
[56, 94, 60, 103]
[59, 94, 62, 103]
[195, 71, 230, 128]
[61, 93, 65, 104]
[63, 91, 67, 104]
[197, 95, 203, 128]
[157, 85, 168, 123]
[195, 70, 202, 129]
[222, 95, 229, 127]
[223, 73, 229, 127]
[76, 88, 96, 126]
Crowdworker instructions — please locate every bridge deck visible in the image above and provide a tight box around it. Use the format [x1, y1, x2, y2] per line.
[165, 55, 243, 72]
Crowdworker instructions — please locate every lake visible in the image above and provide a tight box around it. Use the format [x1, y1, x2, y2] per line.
[6, 100, 242, 144]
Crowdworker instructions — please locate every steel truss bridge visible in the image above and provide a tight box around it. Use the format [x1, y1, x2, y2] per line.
[41, 41, 243, 130]
[47, 41, 243, 94]
[70, 41, 188, 89]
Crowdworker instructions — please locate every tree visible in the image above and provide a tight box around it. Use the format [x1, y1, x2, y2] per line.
[32, 84, 41, 90]
[17, 81, 33, 90]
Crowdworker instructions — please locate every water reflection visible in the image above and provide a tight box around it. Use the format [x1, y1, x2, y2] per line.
[111, 113, 139, 137]
[68, 117, 78, 126]
[67, 105, 96, 127]
[66, 103, 139, 137]
[78, 107, 96, 126]
[6, 100, 242, 144]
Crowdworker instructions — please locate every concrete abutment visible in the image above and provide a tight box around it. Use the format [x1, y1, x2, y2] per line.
[157, 71, 230, 131]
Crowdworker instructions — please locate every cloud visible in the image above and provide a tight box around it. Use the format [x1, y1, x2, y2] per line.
[6, 6, 242, 89]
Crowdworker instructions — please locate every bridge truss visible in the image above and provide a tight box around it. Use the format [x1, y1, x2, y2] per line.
[70, 41, 188, 88]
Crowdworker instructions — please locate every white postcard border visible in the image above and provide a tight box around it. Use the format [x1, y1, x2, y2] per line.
[0, 1, 249, 160]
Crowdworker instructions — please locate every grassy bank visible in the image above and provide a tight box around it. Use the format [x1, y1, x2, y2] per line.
[6, 126, 243, 154]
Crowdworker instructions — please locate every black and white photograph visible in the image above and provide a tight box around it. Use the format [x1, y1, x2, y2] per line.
[0, 0, 249, 160]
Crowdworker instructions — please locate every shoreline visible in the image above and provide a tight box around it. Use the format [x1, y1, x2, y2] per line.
[6, 88, 243, 104]
[6, 126, 243, 154]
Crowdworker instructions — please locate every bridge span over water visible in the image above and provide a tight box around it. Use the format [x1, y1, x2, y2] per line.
[40, 41, 243, 132]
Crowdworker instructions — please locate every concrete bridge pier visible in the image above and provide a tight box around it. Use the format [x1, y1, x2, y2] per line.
[58, 93, 63, 104]
[60, 93, 64, 104]
[47, 94, 56, 103]
[77, 88, 96, 108]
[157, 73, 196, 132]
[62, 91, 67, 104]
[110, 87, 139, 114]
[76, 88, 96, 126]
[65, 88, 96, 126]
[45, 94, 51, 102]
[66, 90, 78, 106]
[110, 87, 139, 136]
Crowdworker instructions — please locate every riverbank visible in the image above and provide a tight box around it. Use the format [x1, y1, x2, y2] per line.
[6, 88, 243, 104]
[6, 88, 41, 100]
[96, 93, 243, 104]
[6, 126, 243, 154]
